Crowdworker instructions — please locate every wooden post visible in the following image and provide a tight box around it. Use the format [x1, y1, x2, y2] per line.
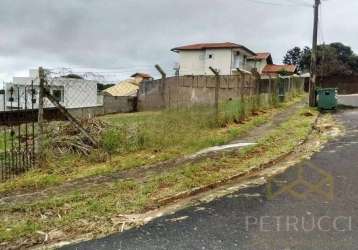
[44, 89, 98, 146]
[155, 64, 166, 108]
[209, 67, 220, 119]
[37, 67, 45, 163]
[252, 69, 261, 110]
[268, 75, 272, 106]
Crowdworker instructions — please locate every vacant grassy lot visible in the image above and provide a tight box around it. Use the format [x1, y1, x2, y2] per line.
[0, 105, 322, 248]
[0, 96, 304, 194]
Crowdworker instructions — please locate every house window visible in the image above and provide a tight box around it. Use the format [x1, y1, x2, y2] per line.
[236, 51, 240, 56]
[208, 54, 213, 59]
[52, 89, 64, 102]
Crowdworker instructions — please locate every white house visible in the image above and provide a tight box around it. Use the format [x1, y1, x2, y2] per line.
[4, 69, 99, 110]
[171, 42, 298, 77]
[171, 42, 257, 76]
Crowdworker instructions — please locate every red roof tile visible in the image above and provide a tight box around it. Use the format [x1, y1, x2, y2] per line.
[262, 64, 297, 74]
[171, 42, 256, 55]
[247, 52, 271, 60]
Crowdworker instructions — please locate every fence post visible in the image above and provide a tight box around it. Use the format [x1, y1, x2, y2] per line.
[155, 64, 166, 108]
[209, 67, 220, 120]
[37, 67, 45, 164]
[268, 75, 272, 106]
[252, 69, 261, 111]
[44, 89, 98, 146]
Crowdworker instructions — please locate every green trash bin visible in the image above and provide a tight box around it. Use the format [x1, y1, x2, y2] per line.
[316, 88, 338, 110]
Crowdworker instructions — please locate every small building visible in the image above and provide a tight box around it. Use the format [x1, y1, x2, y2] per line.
[101, 72, 152, 113]
[171, 42, 256, 76]
[4, 69, 99, 110]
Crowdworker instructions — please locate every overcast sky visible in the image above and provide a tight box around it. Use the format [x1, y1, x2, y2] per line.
[0, 0, 357, 83]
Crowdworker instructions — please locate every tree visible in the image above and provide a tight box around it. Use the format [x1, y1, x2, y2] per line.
[330, 42, 354, 62]
[299, 47, 311, 72]
[283, 42, 358, 76]
[283, 47, 302, 68]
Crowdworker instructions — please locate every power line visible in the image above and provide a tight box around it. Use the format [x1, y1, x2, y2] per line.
[239, 0, 312, 7]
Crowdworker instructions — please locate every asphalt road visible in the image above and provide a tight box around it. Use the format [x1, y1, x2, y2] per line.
[62, 109, 358, 250]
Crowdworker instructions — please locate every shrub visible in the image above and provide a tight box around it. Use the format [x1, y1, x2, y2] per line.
[101, 129, 121, 159]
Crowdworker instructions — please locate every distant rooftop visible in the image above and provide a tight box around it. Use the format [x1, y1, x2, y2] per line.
[248, 52, 273, 64]
[262, 64, 297, 74]
[131, 72, 152, 79]
[171, 42, 256, 55]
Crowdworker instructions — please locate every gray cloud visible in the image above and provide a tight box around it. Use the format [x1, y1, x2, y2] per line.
[0, 0, 357, 82]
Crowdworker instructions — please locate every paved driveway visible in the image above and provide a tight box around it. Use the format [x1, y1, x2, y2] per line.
[62, 109, 358, 250]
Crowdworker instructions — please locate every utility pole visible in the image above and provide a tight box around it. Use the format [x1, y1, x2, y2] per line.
[309, 0, 321, 107]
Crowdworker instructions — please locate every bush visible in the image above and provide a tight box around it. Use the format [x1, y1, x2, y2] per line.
[101, 129, 121, 158]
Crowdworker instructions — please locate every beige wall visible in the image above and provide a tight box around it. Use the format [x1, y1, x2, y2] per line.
[178, 48, 254, 76]
[138, 73, 257, 110]
[138, 74, 305, 111]
[179, 51, 206, 75]
[247, 59, 267, 74]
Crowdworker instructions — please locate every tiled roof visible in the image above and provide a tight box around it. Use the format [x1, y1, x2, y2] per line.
[131, 72, 152, 79]
[171, 42, 256, 55]
[247, 52, 271, 60]
[103, 79, 140, 97]
[262, 64, 297, 74]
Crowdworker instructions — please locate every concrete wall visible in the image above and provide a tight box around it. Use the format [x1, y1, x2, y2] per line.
[138, 74, 305, 111]
[337, 94, 358, 107]
[103, 95, 136, 114]
[138, 73, 257, 111]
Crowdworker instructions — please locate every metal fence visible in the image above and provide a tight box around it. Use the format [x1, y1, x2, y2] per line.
[0, 68, 102, 182]
[0, 83, 37, 181]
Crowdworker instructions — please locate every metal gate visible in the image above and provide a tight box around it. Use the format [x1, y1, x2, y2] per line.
[0, 82, 37, 181]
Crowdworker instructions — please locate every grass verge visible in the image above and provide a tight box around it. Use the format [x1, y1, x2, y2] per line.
[0, 105, 320, 248]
